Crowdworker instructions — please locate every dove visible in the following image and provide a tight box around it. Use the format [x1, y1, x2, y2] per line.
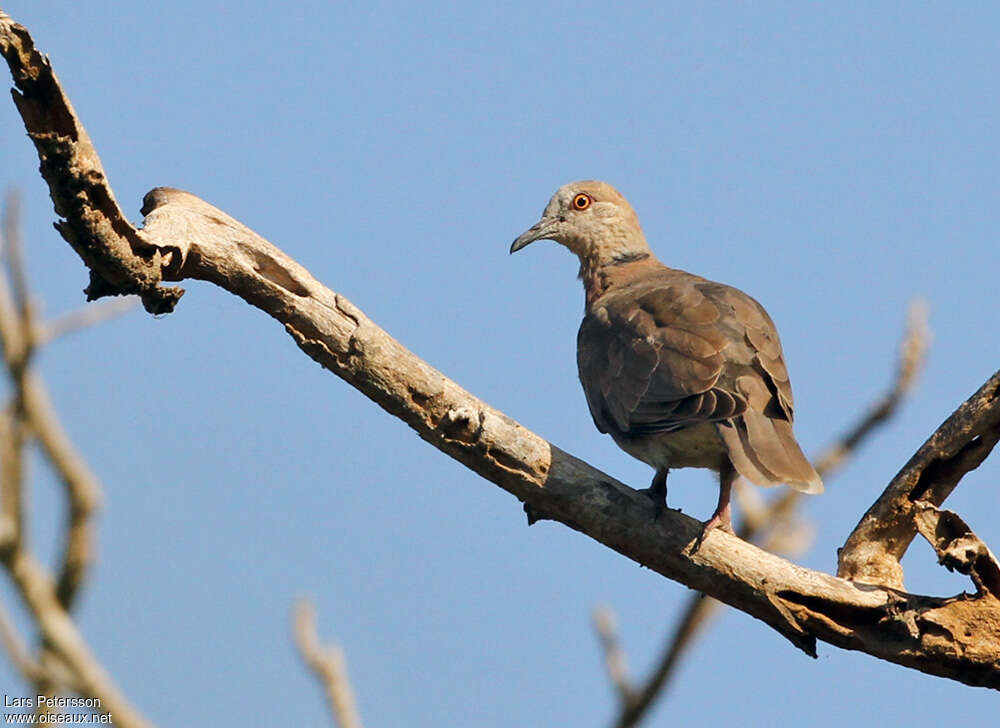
[510, 180, 822, 536]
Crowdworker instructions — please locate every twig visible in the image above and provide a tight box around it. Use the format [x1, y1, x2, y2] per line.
[0, 199, 28, 545]
[293, 600, 365, 728]
[4, 548, 154, 728]
[0, 403, 25, 547]
[814, 299, 929, 475]
[0, 194, 105, 607]
[0, 187, 134, 719]
[0, 596, 42, 682]
[38, 297, 139, 345]
[2, 190, 30, 320]
[593, 606, 633, 704]
[24, 375, 102, 608]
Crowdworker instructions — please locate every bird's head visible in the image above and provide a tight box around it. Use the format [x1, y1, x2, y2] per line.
[509, 181, 650, 267]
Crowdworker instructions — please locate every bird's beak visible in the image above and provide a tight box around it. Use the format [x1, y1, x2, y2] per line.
[510, 217, 559, 254]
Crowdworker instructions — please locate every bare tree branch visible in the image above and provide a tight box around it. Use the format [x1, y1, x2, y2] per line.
[3, 9, 999, 694]
[0, 189, 144, 721]
[839, 372, 1000, 587]
[293, 600, 365, 728]
[0, 191, 103, 609]
[1, 546, 154, 728]
[912, 503, 1000, 597]
[813, 299, 929, 475]
[2, 190, 31, 321]
[0, 193, 30, 551]
[0, 14, 178, 314]
[593, 606, 633, 704]
[24, 375, 103, 608]
[0, 595, 42, 683]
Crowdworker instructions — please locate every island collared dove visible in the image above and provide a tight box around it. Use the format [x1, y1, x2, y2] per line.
[510, 180, 822, 535]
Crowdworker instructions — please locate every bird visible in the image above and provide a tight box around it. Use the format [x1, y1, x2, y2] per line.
[509, 180, 822, 537]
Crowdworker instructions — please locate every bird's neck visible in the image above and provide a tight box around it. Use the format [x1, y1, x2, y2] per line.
[579, 252, 659, 308]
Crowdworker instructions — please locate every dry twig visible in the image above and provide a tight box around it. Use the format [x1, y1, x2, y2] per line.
[293, 600, 365, 728]
[0, 191, 144, 723]
[0, 597, 41, 683]
[39, 296, 139, 346]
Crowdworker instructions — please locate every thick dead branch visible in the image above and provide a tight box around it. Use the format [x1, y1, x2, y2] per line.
[293, 600, 365, 728]
[839, 371, 1000, 588]
[3, 11, 999, 691]
[134, 188, 1000, 685]
[0, 12, 178, 313]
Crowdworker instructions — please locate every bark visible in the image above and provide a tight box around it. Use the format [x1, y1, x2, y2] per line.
[838, 373, 1000, 588]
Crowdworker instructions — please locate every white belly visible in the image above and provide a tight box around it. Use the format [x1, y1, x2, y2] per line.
[611, 421, 727, 472]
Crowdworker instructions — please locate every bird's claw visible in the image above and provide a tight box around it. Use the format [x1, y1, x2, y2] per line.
[638, 486, 668, 522]
[689, 511, 735, 553]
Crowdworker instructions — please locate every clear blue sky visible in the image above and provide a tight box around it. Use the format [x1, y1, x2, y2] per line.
[1, 3, 997, 725]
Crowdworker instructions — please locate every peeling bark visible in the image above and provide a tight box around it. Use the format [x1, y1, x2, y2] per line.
[838, 373, 1000, 588]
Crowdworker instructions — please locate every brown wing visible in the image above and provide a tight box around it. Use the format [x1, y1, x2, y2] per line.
[578, 267, 823, 493]
[702, 282, 823, 492]
[577, 271, 747, 437]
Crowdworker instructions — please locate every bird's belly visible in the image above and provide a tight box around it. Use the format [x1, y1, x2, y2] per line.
[612, 422, 727, 472]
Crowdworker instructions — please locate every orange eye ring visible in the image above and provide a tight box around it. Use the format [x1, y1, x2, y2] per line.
[572, 193, 592, 210]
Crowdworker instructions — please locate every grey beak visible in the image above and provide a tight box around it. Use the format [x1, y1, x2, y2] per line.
[510, 218, 558, 254]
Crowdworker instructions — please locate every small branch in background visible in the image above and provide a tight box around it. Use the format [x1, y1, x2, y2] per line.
[39, 296, 139, 346]
[814, 299, 929, 475]
[2, 190, 31, 323]
[593, 606, 634, 705]
[0, 194, 149, 727]
[25, 377, 103, 608]
[0, 596, 42, 683]
[293, 599, 365, 728]
[599, 301, 930, 728]
[0, 193, 30, 546]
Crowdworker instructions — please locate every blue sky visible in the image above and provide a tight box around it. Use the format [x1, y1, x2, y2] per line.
[1, 2, 998, 725]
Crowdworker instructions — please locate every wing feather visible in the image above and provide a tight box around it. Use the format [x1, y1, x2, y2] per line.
[577, 264, 822, 491]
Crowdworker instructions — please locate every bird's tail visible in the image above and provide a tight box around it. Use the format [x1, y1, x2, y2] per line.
[716, 414, 824, 494]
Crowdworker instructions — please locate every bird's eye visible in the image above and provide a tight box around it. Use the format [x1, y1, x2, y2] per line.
[572, 193, 592, 210]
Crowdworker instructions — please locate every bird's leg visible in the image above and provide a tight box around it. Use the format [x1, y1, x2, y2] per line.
[701, 460, 736, 536]
[639, 467, 669, 521]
